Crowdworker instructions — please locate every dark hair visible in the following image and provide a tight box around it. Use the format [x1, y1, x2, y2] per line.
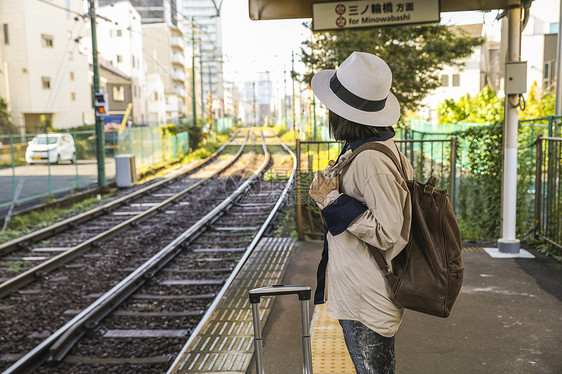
[328, 111, 392, 142]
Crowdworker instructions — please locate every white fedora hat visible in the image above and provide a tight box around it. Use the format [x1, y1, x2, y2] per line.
[311, 51, 400, 127]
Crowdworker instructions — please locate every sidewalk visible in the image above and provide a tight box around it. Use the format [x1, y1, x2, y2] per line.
[259, 240, 562, 374]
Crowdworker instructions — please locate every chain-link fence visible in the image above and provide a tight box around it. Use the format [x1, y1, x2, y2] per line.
[0, 127, 189, 209]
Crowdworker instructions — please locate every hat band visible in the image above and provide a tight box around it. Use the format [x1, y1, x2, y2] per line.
[330, 73, 387, 112]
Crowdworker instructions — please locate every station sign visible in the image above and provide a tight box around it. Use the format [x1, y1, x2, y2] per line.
[312, 0, 440, 31]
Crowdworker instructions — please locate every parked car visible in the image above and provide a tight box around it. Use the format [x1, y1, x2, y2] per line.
[25, 133, 76, 164]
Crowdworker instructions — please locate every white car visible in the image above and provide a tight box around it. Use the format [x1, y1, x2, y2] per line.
[26, 133, 76, 164]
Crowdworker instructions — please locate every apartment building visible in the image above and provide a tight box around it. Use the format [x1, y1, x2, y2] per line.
[142, 23, 189, 125]
[100, 0, 178, 26]
[96, 1, 146, 124]
[0, 0, 92, 133]
[179, 0, 224, 120]
[520, 0, 559, 93]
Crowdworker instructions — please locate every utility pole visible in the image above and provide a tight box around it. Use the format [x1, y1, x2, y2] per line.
[191, 17, 197, 127]
[498, 0, 522, 254]
[312, 91, 317, 141]
[252, 81, 257, 127]
[283, 65, 287, 127]
[291, 51, 296, 134]
[554, 0, 562, 115]
[198, 33, 205, 123]
[89, 0, 106, 187]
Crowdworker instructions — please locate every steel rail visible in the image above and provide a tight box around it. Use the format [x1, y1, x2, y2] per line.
[2, 131, 271, 374]
[0, 133, 241, 257]
[0, 136, 249, 299]
[166, 134, 297, 374]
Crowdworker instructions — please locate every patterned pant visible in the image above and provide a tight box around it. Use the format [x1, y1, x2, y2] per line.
[339, 320, 396, 374]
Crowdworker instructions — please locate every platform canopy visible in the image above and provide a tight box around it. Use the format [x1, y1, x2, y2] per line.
[249, 0, 515, 20]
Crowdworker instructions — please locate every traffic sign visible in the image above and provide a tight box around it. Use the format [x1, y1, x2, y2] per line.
[249, 0, 515, 20]
[312, 0, 440, 31]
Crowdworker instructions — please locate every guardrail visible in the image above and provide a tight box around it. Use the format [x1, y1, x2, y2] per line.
[295, 137, 457, 240]
[534, 136, 562, 251]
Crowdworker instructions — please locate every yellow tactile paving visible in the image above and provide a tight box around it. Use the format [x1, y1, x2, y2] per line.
[311, 303, 356, 374]
[463, 246, 486, 253]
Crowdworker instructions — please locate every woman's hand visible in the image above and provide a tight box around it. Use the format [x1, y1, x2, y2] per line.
[309, 172, 339, 205]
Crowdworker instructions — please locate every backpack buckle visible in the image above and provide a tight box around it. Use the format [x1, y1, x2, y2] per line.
[423, 184, 434, 196]
[424, 176, 438, 195]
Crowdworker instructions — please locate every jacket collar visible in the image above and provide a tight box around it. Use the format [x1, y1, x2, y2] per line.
[348, 127, 395, 151]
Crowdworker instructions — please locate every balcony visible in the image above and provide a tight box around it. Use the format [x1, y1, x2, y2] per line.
[172, 70, 186, 82]
[174, 86, 186, 96]
[170, 36, 184, 49]
[171, 53, 185, 66]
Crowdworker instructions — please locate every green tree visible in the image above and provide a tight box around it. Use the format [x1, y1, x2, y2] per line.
[0, 97, 18, 135]
[437, 85, 504, 124]
[300, 24, 483, 114]
[520, 81, 555, 120]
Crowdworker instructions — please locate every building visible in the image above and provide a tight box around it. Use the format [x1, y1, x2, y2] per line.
[98, 57, 133, 123]
[96, 1, 146, 124]
[223, 81, 239, 119]
[142, 23, 189, 125]
[0, 0, 92, 133]
[419, 0, 559, 123]
[179, 0, 224, 121]
[418, 24, 488, 122]
[520, 0, 559, 94]
[100, 0, 178, 26]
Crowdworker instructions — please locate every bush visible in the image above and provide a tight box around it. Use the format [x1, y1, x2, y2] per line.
[456, 123, 535, 241]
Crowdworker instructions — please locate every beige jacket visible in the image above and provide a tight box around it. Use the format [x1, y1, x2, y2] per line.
[320, 138, 413, 337]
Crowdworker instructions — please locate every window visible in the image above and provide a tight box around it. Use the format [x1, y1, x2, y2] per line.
[3, 24, 9, 45]
[42, 34, 54, 48]
[116, 55, 123, 64]
[550, 23, 559, 34]
[42, 77, 51, 89]
[133, 85, 137, 97]
[452, 74, 460, 87]
[151, 91, 159, 101]
[71, 92, 76, 101]
[70, 72, 74, 81]
[110, 29, 123, 38]
[113, 86, 125, 102]
[440, 74, 449, 87]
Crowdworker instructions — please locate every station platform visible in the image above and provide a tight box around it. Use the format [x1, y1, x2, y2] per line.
[171, 238, 562, 374]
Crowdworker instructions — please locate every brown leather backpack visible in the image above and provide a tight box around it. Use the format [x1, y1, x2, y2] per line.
[337, 142, 464, 318]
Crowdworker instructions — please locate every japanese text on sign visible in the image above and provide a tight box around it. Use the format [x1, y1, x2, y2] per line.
[312, 0, 440, 31]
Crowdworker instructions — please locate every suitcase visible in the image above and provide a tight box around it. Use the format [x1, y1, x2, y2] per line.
[249, 285, 313, 374]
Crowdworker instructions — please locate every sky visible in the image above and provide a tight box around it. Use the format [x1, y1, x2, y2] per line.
[220, 0, 504, 88]
[220, 0, 309, 85]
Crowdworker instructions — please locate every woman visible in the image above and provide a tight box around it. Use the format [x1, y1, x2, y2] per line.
[308, 51, 414, 374]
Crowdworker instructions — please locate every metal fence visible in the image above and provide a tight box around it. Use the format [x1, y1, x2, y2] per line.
[295, 137, 457, 240]
[535, 136, 562, 250]
[0, 128, 189, 209]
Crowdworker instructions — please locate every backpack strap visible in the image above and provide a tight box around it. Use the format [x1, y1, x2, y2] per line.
[331, 142, 408, 183]
[330, 141, 408, 278]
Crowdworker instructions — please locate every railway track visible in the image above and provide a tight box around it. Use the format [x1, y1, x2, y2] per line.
[1, 131, 296, 374]
[0, 133, 248, 298]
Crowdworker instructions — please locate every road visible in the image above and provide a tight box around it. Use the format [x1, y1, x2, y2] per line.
[0, 159, 116, 208]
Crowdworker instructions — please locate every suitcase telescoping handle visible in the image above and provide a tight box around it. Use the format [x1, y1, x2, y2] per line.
[249, 285, 313, 374]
